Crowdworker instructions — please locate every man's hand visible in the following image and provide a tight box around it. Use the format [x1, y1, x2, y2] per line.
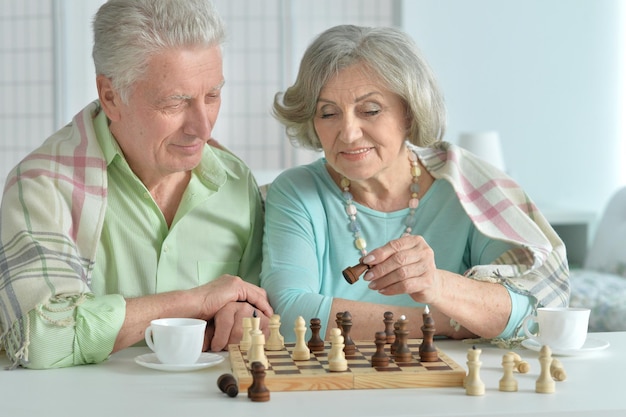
[204, 301, 271, 351]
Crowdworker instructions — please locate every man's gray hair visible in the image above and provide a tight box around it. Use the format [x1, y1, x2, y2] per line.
[93, 0, 225, 103]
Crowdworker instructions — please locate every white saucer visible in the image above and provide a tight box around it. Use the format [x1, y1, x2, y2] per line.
[134, 352, 224, 371]
[521, 337, 610, 356]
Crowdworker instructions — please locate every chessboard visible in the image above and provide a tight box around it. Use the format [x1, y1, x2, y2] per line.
[228, 339, 465, 392]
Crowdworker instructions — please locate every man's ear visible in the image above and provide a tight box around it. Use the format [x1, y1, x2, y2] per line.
[97, 74, 122, 122]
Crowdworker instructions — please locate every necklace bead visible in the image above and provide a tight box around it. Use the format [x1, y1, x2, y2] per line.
[341, 149, 422, 256]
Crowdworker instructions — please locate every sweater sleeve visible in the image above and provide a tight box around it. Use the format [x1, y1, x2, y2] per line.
[260, 170, 333, 343]
[5, 294, 126, 369]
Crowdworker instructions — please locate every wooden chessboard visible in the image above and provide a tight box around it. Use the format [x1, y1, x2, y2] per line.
[228, 339, 466, 392]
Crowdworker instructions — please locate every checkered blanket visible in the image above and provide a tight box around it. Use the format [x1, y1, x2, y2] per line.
[415, 142, 569, 307]
[0, 101, 106, 362]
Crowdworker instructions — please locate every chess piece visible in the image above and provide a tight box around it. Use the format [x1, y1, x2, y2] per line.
[465, 346, 485, 396]
[419, 305, 438, 362]
[266, 314, 285, 351]
[550, 358, 567, 381]
[341, 311, 356, 356]
[336, 311, 345, 333]
[509, 351, 530, 373]
[499, 352, 518, 392]
[240, 317, 252, 351]
[247, 332, 268, 369]
[390, 320, 400, 355]
[308, 318, 325, 352]
[536, 345, 556, 393]
[328, 331, 348, 372]
[342, 261, 369, 284]
[328, 328, 342, 362]
[371, 331, 390, 367]
[250, 311, 262, 338]
[248, 362, 270, 402]
[217, 373, 239, 397]
[292, 316, 311, 360]
[383, 311, 395, 344]
[394, 315, 412, 363]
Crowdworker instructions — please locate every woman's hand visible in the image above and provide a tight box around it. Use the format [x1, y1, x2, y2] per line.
[361, 235, 443, 304]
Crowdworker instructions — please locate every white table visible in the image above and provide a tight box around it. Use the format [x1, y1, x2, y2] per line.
[1, 332, 624, 417]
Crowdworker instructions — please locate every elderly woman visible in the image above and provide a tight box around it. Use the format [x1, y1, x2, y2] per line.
[261, 25, 569, 342]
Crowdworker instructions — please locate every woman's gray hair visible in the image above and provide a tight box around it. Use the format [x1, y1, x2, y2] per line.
[273, 25, 446, 150]
[93, 0, 225, 103]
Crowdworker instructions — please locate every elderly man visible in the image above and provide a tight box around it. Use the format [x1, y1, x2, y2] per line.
[0, 0, 271, 369]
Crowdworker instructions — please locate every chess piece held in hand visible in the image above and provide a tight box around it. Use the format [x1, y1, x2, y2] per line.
[342, 261, 370, 284]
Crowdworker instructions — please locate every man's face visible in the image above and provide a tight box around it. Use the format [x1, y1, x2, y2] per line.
[107, 45, 224, 185]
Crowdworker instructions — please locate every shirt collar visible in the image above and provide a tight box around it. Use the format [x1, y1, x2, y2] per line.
[93, 106, 238, 189]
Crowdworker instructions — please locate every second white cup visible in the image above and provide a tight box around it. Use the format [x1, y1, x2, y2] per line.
[522, 307, 590, 350]
[144, 318, 206, 365]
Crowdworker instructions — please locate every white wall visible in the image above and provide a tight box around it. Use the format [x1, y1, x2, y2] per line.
[54, 0, 101, 126]
[401, 0, 625, 216]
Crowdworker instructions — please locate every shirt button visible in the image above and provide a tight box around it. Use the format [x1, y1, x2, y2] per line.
[163, 245, 169, 253]
[143, 192, 150, 199]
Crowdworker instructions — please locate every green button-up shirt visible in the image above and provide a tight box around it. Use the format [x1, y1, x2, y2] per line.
[23, 110, 263, 368]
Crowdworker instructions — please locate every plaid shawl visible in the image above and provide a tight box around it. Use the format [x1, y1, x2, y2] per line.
[416, 142, 569, 307]
[0, 102, 107, 362]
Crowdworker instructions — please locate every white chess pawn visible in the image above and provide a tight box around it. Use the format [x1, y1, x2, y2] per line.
[499, 352, 518, 392]
[240, 317, 252, 351]
[266, 314, 285, 351]
[247, 332, 268, 369]
[328, 332, 348, 372]
[327, 328, 342, 362]
[292, 316, 310, 361]
[550, 358, 567, 381]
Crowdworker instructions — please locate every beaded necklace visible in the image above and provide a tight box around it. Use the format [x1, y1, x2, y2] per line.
[341, 149, 422, 257]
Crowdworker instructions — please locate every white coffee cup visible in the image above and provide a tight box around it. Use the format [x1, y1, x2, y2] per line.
[144, 318, 207, 365]
[522, 307, 590, 350]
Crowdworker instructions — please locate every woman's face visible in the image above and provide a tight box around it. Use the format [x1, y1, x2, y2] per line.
[313, 63, 409, 183]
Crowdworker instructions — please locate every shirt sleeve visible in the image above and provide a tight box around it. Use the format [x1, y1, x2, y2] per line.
[15, 294, 126, 369]
[260, 172, 333, 343]
[236, 170, 265, 286]
[499, 289, 535, 339]
[468, 228, 536, 339]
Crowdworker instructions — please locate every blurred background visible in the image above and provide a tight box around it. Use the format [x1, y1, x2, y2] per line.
[1, 0, 624, 266]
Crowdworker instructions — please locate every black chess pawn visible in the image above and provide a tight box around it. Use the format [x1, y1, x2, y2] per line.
[217, 373, 239, 397]
[419, 306, 438, 362]
[390, 320, 400, 355]
[248, 361, 270, 402]
[308, 318, 325, 352]
[371, 331, 390, 367]
[341, 311, 356, 356]
[393, 315, 412, 363]
[383, 311, 395, 344]
[342, 261, 369, 284]
[336, 311, 344, 333]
